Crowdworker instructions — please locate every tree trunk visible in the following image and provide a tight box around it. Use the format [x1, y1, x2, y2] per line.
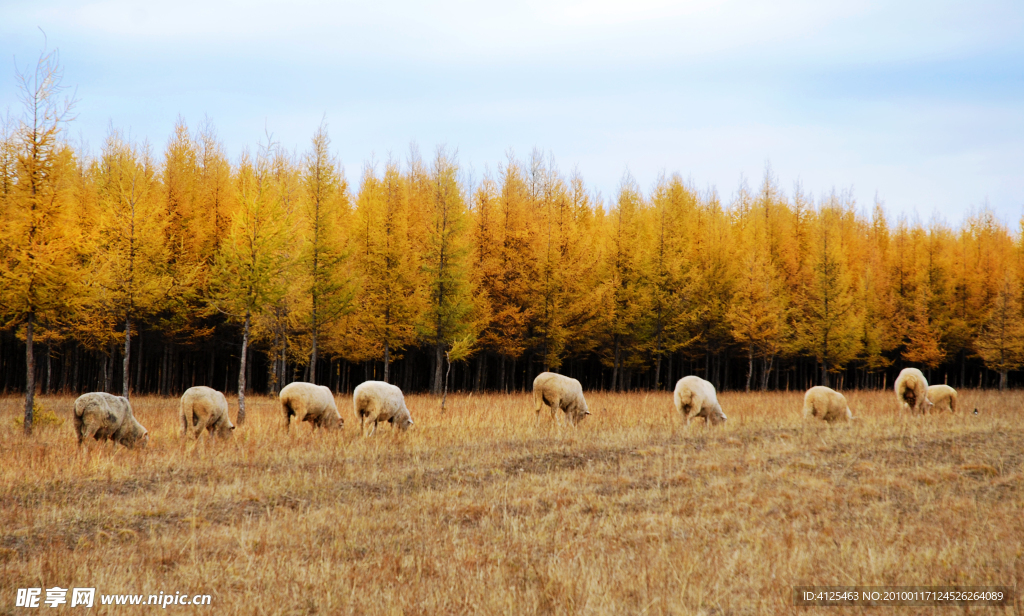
[499, 355, 506, 393]
[71, 343, 80, 394]
[310, 334, 318, 385]
[103, 340, 114, 393]
[612, 335, 621, 392]
[432, 342, 443, 395]
[999, 370, 1008, 391]
[122, 314, 132, 398]
[474, 354, 484, 392]
[44, 343, 51, 395]
[281, 335, 288, 389]
[135, 330, 144, 394]
[61, 342, 69, 393]
[237, 310, 251, 425]
[441, 350, 451, 412]
[761, 355, 774, 391]
[821, 358, 830, 388]
[957, 349, 963, 388]
[666, 352, 673, 391]
[384, 340, 390, 384]
[745, 347, 753, 392]
[23, 312, 35, 435]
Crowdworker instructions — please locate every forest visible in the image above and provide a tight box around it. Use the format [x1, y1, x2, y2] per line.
[3, 50, 1024, 429]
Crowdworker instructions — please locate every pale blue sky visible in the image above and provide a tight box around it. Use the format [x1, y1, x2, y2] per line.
[2, 0, 1022, 223]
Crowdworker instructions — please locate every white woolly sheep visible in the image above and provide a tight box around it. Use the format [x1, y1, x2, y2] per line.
[927, 384, 959, 413]
[673, 376, 727, 425]
[894, 368, 934, 414]
[180, 386, 235, 439]
[353, 380, 414, 436]
[280, 382, 343, 431]
[74, 392, 149, 448]
[532, 372, 591, 425]
[802, 386, 853, 422]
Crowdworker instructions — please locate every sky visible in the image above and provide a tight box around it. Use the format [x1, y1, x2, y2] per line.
[1, 0, 1022, 224]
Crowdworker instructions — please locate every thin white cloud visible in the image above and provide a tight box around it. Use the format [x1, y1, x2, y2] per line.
[0, 0, 1021, 222]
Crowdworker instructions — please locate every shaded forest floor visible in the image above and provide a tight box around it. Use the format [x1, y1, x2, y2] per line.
[1, 390, 1022, 615]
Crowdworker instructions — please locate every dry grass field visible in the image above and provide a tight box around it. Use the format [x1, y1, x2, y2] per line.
[1, 388, 1022, 615]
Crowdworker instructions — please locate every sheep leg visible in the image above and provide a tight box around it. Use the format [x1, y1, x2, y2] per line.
[292, 403, 308, 428]
[180, 403, 190, 437]
[193, 413, 211, 439]
[283, 403, 293, 431]
[79, 421, 101, 449]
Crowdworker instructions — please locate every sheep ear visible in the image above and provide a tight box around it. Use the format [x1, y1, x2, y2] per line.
[585, 410, 591, 415]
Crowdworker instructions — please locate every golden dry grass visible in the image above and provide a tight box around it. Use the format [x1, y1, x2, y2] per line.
[1, 389, 1022, 615]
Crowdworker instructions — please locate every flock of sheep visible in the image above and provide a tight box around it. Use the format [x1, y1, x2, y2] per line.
[802, 367, 960, 421]
[70, 367, 960, 449]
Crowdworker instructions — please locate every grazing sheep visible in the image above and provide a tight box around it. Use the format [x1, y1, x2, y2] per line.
[927, 384, 959, 413]
[802, 386, 853, 422]
[280, 382, 343, 431]
[74, 392, 149, 448]
[180, 386, 235, 439]
[353, 380, 414, 436]
[894, 368, 934, 414]
[673, 376, 727, 425]
[532, 372, 591, 425]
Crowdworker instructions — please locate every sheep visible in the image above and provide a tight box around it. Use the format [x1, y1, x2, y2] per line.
[927, 384, 959, 413]
[673, 376, 727, 425]
[73, 392, 149, 448]
[802, 386, 853, 422]
[532, 372, 591, 425]
[894, 368, 934, 414]
[353, 380, 414, 436]
[180, 386, 235, 439]
[280, 382, 343, 431]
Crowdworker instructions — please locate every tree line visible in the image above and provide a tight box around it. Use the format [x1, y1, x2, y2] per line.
[4, 50, 1024, 432]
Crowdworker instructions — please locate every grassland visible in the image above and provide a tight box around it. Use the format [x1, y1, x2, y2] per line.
[1, 389, 1021, 615]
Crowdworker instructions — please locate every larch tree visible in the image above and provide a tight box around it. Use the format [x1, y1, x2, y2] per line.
[727, 250, 788, 392]
[195, 120, 234, 259]
[489, 155, 536, 389]
[684, 189, 734, 389]
[255, 146, 304, 391]
[600, 174, 647, 391]
[0, 46, 76, 433]
[0, 114, 16, 208]
[536, 168, 600, 373]
[213, 140, 293, 423]
[471, 154, 536, 391]
[854, 200, 897, 383]
[467, 175, 498, 390]
[902, 221, 947, 372]
[157, 120, 210, 348]
[353, 160, 420, 382]
[799, 196, 861, 387]
[643, 174, 694, 389]
[975, 270, 1024, 390]
[299, 122, 352, 383]
[419, 147, 474, 395]
[94, 130, 168, 398]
